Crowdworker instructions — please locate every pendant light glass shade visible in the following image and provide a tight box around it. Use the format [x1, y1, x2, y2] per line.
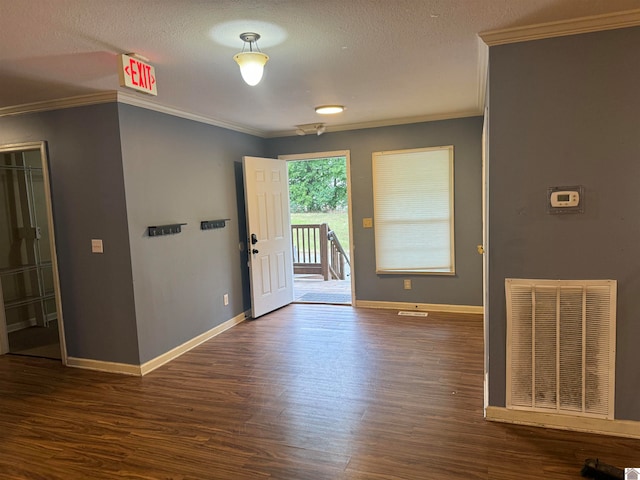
[233, 51, 269, 86]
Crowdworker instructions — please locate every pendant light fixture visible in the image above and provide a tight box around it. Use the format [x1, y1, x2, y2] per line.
[233, 32, 269, 86]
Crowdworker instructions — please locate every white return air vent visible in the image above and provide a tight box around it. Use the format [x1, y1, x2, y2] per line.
[506, 279, 616, 419]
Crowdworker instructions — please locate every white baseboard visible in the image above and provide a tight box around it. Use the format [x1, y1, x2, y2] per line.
[355, 300, 483, 315]
[486, 406, 640, 440]
[67, 310, 249, 376]
[6, 318, 38, 333]
[66, 357, 142, 376]
[6, 313, 57, 333]
[140, 310, 248, 375]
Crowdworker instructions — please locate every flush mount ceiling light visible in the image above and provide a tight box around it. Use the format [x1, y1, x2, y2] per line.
[233, 32, 269, 86]
[315, 105, 344, 115]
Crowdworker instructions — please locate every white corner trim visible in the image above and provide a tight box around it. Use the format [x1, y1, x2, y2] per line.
[66, 310, 249, 376]
[486, 406, 640, 440]
[139, 310, 248, 375]
[66, 357, 142, 376]
[479, 8, 640, 46]
[355, 300, 483, 315]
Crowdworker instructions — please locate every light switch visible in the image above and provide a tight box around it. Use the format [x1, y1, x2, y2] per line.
[362, 217, 373, 228]
[91, 239, 104, 254]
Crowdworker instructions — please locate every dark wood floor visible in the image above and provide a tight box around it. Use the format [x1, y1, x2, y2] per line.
[1, 304, 639, 479]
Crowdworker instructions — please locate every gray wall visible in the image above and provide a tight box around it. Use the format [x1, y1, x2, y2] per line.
[488, 27, 640, 420]
[0, 105, 481, 366]
[118, 105, 263, 363]
[267, 117, 483, 307]
[0, 104, 140, 364]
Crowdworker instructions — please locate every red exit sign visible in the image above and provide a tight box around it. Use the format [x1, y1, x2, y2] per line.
[118, 54, 157, 96]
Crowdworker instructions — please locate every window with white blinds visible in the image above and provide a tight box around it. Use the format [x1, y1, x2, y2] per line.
[372, 146, 454, 274]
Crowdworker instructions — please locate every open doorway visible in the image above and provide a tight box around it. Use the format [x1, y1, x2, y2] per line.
[280, 151, 354, 305]
[0, 142, 65, 361]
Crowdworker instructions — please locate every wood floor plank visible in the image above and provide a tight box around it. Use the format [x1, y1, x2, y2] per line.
[1, 304, 639, 479]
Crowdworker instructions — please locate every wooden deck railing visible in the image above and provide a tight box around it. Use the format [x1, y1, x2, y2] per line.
[291, 223, 350, 281]
[327, 230, 348, 281]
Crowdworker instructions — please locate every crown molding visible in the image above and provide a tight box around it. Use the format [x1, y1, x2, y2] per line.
[0, 90, 268, 137]
[116, 91, 267, 137]
[0, 92, 118, 118]
[0, 91, 482, 139]
[480, 8, 640, 46]
[267, 109, 483, 138]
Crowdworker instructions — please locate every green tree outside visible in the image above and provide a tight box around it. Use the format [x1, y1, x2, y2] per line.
[288, 157, 347, 213]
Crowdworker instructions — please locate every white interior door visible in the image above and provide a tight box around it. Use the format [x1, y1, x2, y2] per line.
[243, 156, 294, 318]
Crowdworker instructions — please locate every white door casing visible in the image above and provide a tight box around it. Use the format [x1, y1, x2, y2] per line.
[0, 277, 7, 354]
[482, 107, 489, 413]
[243, 156, 294, 318]
[278, 150, 354, 304]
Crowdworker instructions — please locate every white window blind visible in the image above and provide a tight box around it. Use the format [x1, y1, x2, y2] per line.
[372, 146, 454, 274]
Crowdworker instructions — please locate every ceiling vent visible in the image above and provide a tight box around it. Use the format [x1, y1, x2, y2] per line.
[295, 123, 326, 136]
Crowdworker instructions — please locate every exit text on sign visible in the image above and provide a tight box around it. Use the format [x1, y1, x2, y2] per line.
[118, 54, 157, 96]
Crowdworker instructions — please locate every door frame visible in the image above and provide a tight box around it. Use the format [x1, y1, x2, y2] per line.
[482, 108, 489, 413]
[0, 276, 7, 353]
[278, 150, 355, 304]
[0, 141, 67, 363]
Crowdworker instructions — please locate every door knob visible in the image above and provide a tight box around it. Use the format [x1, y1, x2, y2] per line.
[251, 233, 258, 245]
[252, 249, 259, 254]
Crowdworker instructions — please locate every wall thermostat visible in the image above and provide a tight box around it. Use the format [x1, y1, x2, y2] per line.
[547, 185, 584, 214]
[550, 190, 579, 207]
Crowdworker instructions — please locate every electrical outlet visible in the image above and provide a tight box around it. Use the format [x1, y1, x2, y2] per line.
[403, 279, 412, 290]
[223, 294, 229, 306]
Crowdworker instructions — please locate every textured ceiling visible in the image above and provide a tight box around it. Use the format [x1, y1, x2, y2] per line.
[2, 0, 640, 136]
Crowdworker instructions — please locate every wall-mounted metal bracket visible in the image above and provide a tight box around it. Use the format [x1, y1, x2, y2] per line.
[148, 223, 187, 236]
[200, 219, 230, 230]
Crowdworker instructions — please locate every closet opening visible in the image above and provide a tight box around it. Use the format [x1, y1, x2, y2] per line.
[0, 142, 65, 361]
